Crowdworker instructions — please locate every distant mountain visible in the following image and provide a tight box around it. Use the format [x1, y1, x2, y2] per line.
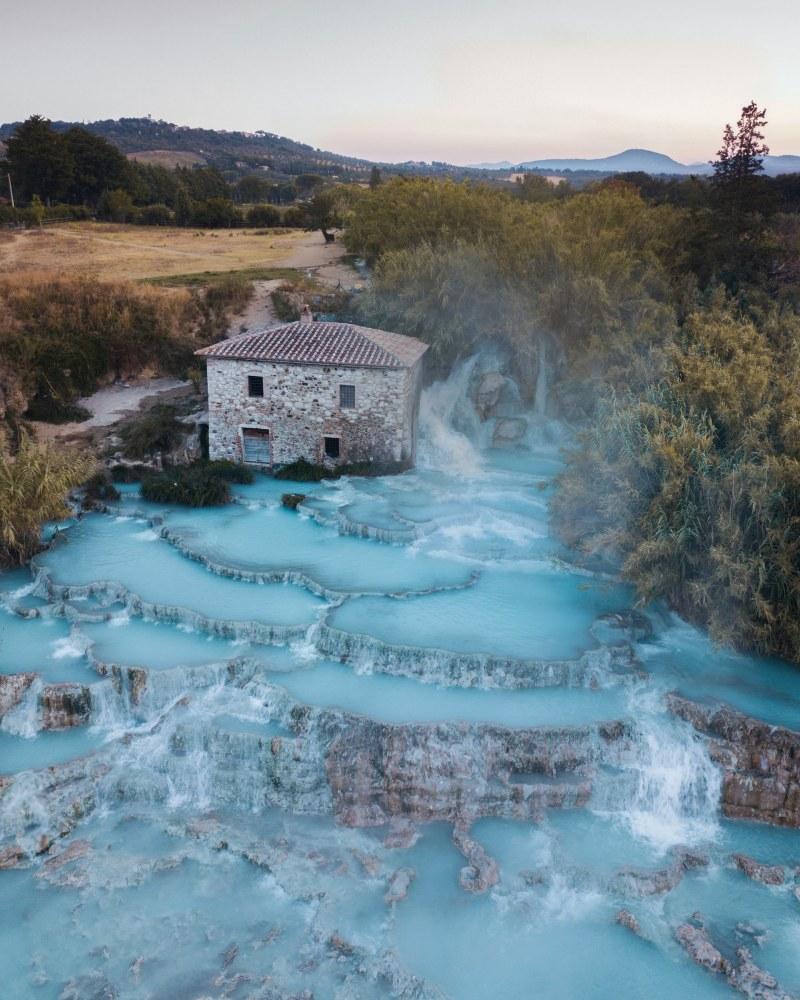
[468, 160, 516, 170]
[760, 154, 800, 176]
[470, 148, 800, 177]
[521, 148, 697, 174]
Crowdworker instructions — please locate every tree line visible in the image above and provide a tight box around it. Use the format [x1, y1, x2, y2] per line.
[344, 103, 800, 665]
[0, 116, 344, 229]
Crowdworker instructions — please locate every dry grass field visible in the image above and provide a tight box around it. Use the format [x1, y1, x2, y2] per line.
[0, 222, 336, 284]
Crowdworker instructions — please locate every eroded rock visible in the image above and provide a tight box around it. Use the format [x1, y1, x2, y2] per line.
[492, 417, 528, 447]
[384, 866, 416, 904]
[0, 843, 27, 869]
[0, 672, 37, 717]
[40, 838, 91, 873]
[281, 492, 307, 510]
[40, 684, 91, 730]
[615, 909, 643, 937]
[732, 853, 785, 886]
[676, 923, 730, 975]
[667, 695, 800, 828]
[325, 716, 629, 829]
[473, 372, 509, 420]
[612, 864, 684, 897]
[676, 919, 795, 999]
[591, 610, 654, 645]
[452, 825, 499, 894]
[58, 972, 118, 1000]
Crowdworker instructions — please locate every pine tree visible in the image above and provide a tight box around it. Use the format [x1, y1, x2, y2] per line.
[711, 101, 769, 213]
[708, 102, 772, 288]
[4, 115, 74, 204]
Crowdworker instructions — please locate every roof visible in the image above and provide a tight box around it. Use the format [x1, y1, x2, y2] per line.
[196, 321, 428, 370]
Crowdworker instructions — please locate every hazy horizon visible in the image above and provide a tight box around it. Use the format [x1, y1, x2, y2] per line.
[3, 0, 798, 165]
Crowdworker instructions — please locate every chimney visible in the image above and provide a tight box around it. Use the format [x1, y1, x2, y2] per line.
[299, 304, 313, 323]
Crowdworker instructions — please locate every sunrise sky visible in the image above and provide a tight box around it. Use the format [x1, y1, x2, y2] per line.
[4, 0, 798, 164]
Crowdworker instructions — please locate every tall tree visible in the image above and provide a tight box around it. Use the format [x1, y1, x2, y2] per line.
[304, 188, 341, 239]
[707, 101, 773, 289]
[711, 101, 769, 215]
[4, 115, 73, 204]
[369, 165, 382, 190]
[63, 127, 128, 206]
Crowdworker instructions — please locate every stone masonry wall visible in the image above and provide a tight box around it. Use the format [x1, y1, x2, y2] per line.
[206, 358, 422, 466]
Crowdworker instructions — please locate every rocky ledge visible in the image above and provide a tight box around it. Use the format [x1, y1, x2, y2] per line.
[323, 715, 631, 828]
[0, 674, 91, 731]
[676, 919, 795, 999]
[667, 694, 800, 827]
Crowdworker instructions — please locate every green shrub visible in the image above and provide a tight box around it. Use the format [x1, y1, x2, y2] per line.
[24, 397, 91, 424]
[247, 204, 281, 227]
[109, 463, 151, 482]
[275, 458, 410, 481]
[194, 275, 255, 340]
[202, 460, 253, 484]
[191, 198, 241, 228]
[271, 285, 300, 322]
[140, 464, 231, 506]
[83, 469, 121, 503]
[282, 206, 307, 228]
[120, 406, 185, 460]
[138, 204, 172, 226]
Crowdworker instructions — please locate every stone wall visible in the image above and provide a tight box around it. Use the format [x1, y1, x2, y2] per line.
[205, 358, 422, 466]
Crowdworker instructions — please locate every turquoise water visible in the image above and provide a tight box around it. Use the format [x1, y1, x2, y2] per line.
[160, 501, 474, 594]
[37, 512, 326, 627]
[0, 607, 92, 681]
[80, 616, 268, 669]
[0, 727, 104, 773]
[269, 658, 628, 726]
[328, 568, 631, 661]
[1, 365, 799, 999]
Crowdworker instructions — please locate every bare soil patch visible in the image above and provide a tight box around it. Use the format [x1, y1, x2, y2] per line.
[126, 150, 207, 168]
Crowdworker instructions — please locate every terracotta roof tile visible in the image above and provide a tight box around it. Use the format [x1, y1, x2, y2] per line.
[196, 321, 427, 369]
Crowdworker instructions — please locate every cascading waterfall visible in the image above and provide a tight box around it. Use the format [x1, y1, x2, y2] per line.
[622, 720, 722, 850]
[417, 357, 484, 475]
[592, 687, 723, 852]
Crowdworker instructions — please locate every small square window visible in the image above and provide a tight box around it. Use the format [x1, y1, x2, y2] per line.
[324, 436, 341, 459]
[339, 384, 355, 409]
[248, 375, 264, 398]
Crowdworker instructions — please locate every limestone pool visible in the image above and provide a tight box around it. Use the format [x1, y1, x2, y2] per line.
[1, 366, 799, 999]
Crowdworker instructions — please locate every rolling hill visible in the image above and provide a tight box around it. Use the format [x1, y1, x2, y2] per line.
[471, 147, 800, 177]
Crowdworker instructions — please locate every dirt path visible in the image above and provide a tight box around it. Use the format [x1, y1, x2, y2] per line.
[226, 231, 365, 335]
[32, 378, 193, 444]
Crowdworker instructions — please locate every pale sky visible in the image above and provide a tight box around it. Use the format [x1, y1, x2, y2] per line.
[3, 0, 798, 164]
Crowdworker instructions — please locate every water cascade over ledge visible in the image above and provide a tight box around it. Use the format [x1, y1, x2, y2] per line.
[1, 354, 800, 999]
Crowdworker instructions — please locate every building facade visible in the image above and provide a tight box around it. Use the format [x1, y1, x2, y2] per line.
[196, 320, 427, 468]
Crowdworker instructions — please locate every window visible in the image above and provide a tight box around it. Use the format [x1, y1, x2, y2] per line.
[248, 375, 264, 398]
[339, 384, 356, 409]
[324, 436, 341, 460]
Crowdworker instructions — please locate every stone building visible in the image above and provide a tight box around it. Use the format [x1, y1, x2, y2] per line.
[196, 318, 428, 468]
